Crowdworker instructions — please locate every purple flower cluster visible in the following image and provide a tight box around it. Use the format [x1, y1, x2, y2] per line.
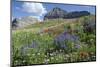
[54, 31, 79, 49]
[20, 41, 38, 55]
[56, 31, 79, 42]
[75, 44, 81, 49]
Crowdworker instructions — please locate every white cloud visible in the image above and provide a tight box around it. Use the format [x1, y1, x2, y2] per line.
[28, 16, 42, 21]
[21, 2, 47, 16]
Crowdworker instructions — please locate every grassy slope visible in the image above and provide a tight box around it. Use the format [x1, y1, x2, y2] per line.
[12, 15, 96, 52]
[12, 15, 96, 66]
[13, 16, 95, 39]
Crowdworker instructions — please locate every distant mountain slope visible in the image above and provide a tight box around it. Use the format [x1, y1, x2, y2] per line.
[66, 11, 91, 18]
[12, 16, 38, 29]
[44, 7, 68, 20]
[44, 7, 90, 20]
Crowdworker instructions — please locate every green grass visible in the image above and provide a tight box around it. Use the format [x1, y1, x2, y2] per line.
[12, 16, 96, 67]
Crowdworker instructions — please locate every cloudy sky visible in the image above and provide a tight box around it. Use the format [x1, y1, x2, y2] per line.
[12, 0, 96, 20]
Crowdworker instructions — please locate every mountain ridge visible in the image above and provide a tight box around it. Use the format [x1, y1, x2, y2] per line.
[44, 7, 90, 20]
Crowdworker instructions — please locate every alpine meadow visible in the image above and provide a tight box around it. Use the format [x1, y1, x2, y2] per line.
[12, 1, 96, 67]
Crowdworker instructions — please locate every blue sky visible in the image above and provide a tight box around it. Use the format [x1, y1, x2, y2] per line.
[12, 1, 96, 20]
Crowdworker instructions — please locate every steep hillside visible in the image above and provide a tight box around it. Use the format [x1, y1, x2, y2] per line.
[12, 15, 96, 66]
